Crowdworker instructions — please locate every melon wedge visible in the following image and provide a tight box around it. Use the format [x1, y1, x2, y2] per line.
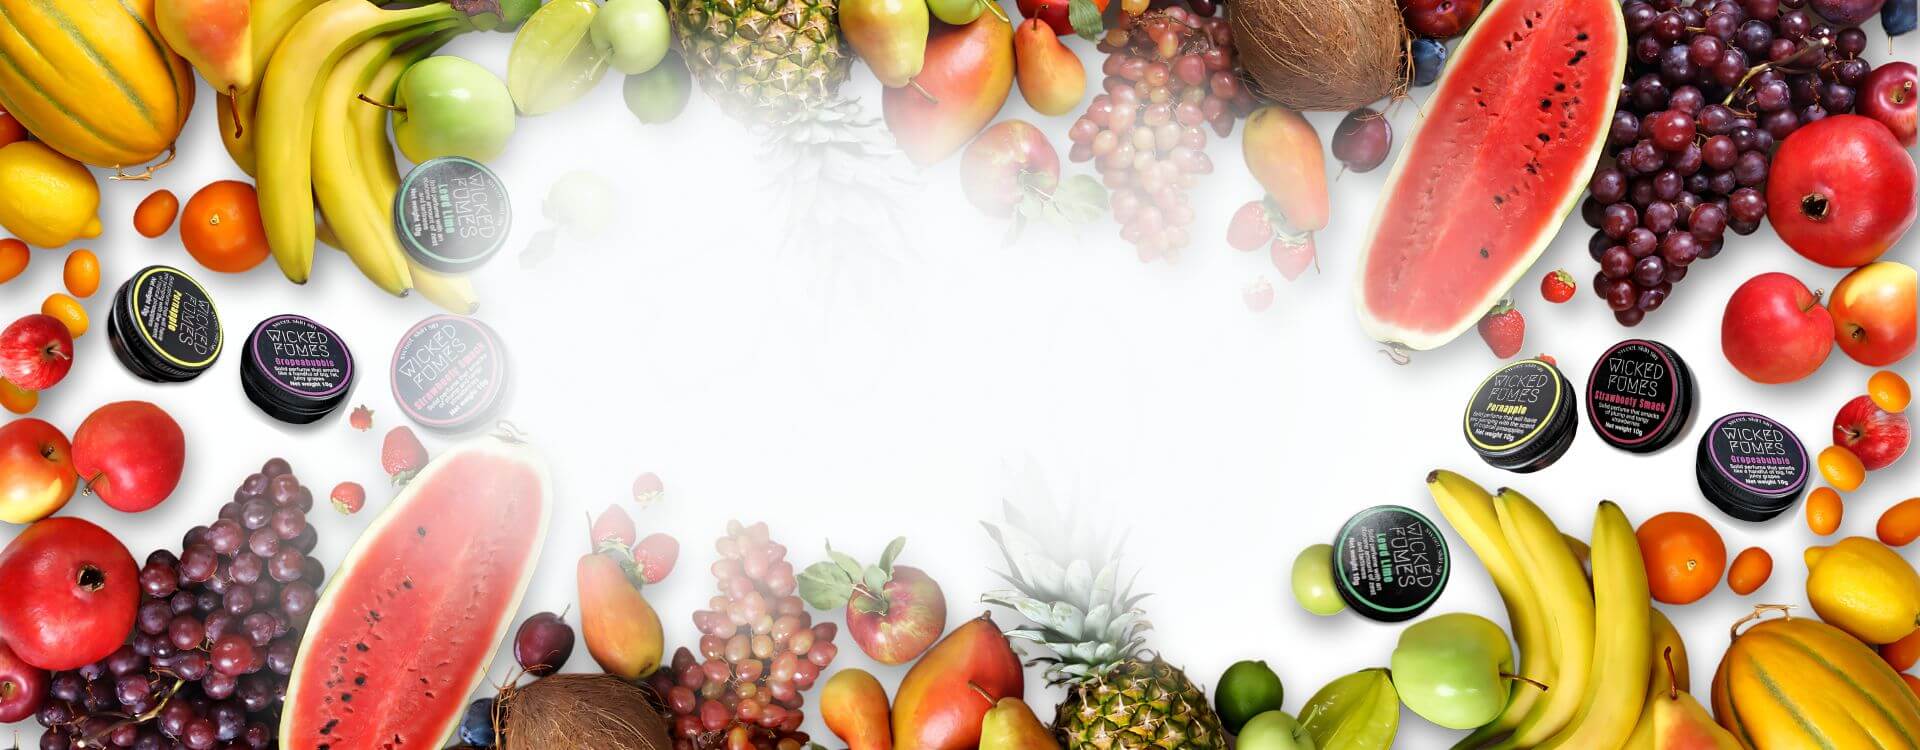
[281, 434, 551, 749]
[1354, 0, 1626, 350]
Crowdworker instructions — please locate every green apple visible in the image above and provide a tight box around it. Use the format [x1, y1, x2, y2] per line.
[1236, 711, 1316, 750]
[623, 51, 691, 123]
[591, 0, 671, 75]
[1389, 612, 1515, 730]
[1291, 544, 1346, 616]
[1215, 660, 1286, 735]
[394, 56, 517, 164]
[925, 0, 987, 24]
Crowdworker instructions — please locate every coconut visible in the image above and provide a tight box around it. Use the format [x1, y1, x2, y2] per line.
[1229, 0, 1412, 111]
[497, 674, 672, 750]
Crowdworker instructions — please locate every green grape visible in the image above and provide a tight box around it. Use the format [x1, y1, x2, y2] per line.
[1299, 669, 1398, 750]
[507, 0, 612, 116]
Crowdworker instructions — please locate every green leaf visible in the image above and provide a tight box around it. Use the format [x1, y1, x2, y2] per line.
[1068, 0, 1103, 40]
[826, 543, 864, 579]
[1050, 175, 1109, 225]
[878, 537, 907, 573]
[797, 561, 855, 610]
[863, 564, 892, 593]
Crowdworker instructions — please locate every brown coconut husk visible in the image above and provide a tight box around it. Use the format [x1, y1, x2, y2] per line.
[1229, 0, 1413, 111]
[497, 674, 672, 750]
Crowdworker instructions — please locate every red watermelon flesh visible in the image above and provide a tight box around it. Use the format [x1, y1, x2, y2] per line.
[281, 438, 551, 749]
[1355, 0, 1626, 351]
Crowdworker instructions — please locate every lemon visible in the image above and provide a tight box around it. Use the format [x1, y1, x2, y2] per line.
[1806, 536, 1920, 644]
[0, 142, 102, 248]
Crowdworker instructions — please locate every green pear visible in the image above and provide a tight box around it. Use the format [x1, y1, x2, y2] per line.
[924, 0, 1000, 26]
[1389, 612, 1520, 730]
[977, 688, 1060, 750]
[1237, 710, 1316, 750]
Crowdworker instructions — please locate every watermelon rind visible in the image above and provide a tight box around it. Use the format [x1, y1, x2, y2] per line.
[280, 434, 552, 749]
[1353, 0, 1627, 351]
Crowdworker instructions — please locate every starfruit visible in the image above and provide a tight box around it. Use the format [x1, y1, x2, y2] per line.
[1299, 668, 1399, 750]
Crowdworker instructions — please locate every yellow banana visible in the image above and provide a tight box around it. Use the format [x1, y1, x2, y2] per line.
[1487, 488, 1593, 749]
[1430, 470, 1555, 750]
[314, 27, 446, 296]
[1623, 609, 1687, 749]
[406, 263, 480, 313]
[1540, 501, 1651, 749]
[218, 0, 329, 173]
[256, 0, 468, 283]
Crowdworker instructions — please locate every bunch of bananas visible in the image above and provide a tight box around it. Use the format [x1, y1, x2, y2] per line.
[1427, 470, 1657, 750]
[220, 0, 488, 311]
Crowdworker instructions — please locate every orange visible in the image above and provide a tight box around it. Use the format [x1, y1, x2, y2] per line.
[1636, 511, 1727, 605]
[1906, 673, 1920, 702]
[1872, 371, 1912, 413]
[0, 108, 23, 148]
[180, 181, 269, 273]
[1885, 628, 1920, 671]
[1727, 547, 1772, 596]
[62, 249, 98, 297]
[41, 293, 87, 338]
[1819, 445, 1867, 492]
[1881, 498, 1920, 547]
[0, 238, 25, 284]
[0, 378, 34, 414]
[133, 189, 179, 238]
[1807, 487, 1844, 535]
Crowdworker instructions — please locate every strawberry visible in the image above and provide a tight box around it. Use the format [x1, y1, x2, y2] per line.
[631, 472, 664, 506]
[1540, 270, 1577, 304]
[591, 505, 637, 549]
[1478, 303, 1526, 359]
[1270, 231, 1317, 281]
[347, 405, 374, 431]
[330, 482, 366, 515]
[381, 426, 428, 484]
[1227, 200, 1275, 251]
[634, 532, 680, 584]
[1536, 353, 1558, 366]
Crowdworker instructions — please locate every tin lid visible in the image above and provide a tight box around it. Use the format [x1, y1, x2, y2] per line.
[389, 314, 509, 431]
[241, 315, 355, 423]
[1586, 339, 1697, 454]
[109, 266, 222, 381]
[393, 157, 512, 273]
[1332, 505, 1450, 623]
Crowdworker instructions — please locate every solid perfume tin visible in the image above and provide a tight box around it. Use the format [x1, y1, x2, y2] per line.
[1332, 505, 1450, 623]
[107, 265, 223, 383]
[1696, 412, 1810, 522]
[1585, 338, 1697, 454]
[1463, 358, 1579, 473]
[389, 314, 509, 432]
[393, 156, 512, 273]
[241, 315, 355, 424]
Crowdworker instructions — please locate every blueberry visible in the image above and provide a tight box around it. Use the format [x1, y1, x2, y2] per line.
[1886, 0, 1917, 37]
[1412, 38, 1448, 87]
[459, 697, 497, 747]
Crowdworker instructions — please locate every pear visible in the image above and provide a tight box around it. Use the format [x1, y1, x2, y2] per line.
[843, 0, 931, 88]
[976, 685, 1061, 750]
[1012, 16, 1085, 116]
[1642, 646, 1742, 749]
[155, 0, 252, 97]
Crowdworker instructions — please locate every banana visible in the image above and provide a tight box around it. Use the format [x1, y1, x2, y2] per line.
[1623, 609, 1687, 749]
[406, 263, 481, 313]
[1487, 488, 1594, 749]
[313, 28, 442, 296]
[1540, 501, 1651, 749]
[218, 0, 330, 173]
[1429, 470, 1556, 750]
[256, 0, 468, 283]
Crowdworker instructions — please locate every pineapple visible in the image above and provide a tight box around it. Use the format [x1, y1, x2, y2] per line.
[669, 0, 850, 123]
[981, 472, 1228, 750]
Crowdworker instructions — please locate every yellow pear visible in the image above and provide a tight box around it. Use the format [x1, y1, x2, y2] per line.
[978, 687, 1060, 750]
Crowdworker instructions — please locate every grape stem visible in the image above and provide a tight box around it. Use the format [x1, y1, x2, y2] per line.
[1722, 37, 1833, 106]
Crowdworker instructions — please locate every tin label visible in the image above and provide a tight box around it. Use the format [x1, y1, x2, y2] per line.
[1705, 413, 1808, 496]
[1465, 360, 1563, 452]
[1335, 506, 1449, 617]
[390, 315, 507, 429]
[394, 157, 511, 272]
[1588, 341, 1680, 446]
[251, 316, 352, 398]
[127, 267, 221, 369]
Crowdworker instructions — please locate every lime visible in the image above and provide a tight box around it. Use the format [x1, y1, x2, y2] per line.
[623, 51, 691, 124]
[1216, 660, 1286, 735]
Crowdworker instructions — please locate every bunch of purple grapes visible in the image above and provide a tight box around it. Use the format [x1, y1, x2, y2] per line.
[1583, 0, 1871, 326]
[1066, 6, 1257, 263]
[35, 459, 325, 750]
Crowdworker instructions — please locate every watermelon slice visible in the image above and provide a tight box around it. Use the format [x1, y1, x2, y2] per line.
[1354, 0, 1626, 350]
[281, 434, 551, 749]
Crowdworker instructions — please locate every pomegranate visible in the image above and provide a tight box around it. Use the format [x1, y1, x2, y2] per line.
[0, 517, 139, 670]
[1767, 115, 1918, 268]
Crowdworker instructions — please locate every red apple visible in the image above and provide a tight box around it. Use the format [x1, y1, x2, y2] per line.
[0, 314, 73, 391]
[1768, 115, 1919, 268]
[0, 639, 47, 723]
[0, 517, 139, 671]
[1860, 62, 1917, 148]
[0, 418, 76, 524]
[846, 564, 948, 665]
[1835, 394, 1911, 471]
[1015, 0, 1107, 37]
[1722, 272, 1834, 384]
[960, 120, 1060, 217]
[72, 401, 186, 513]
[1830, 261, 1918, 367]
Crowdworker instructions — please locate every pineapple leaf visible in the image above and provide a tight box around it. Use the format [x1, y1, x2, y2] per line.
[1083, 603, 1113, 638]
[797, 561, 855, 610]
[1062, 559, 1094, 605]
[877, 537, 906, 574]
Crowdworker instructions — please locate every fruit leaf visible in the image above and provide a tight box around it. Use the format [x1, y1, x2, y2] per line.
[878, 537, 906, 574]
[826, 542, 864, 579]
[797, 561, 855, 610]
[1069, 0, 1103, 40]
[1050, 175, 1109, 225]
[862, 564, 891, 593]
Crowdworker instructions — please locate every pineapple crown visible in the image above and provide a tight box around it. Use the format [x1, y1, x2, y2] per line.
[981, 463, 1154, 684]
[756, 99, 922, 262]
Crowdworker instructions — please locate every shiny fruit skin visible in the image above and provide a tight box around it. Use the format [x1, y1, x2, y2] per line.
[891, 613, 1024, 750]
[591, 505, 638, 548]
[0, 418, 76, 524]
[1215, 660, 1286, 734]
[1906, 673, 1920, 701]
[1830, 262, 1918, 368]
[132, 190, 179, 238]
[1883, 627, 1920, 671]
[882, 13, 1016, 166]
[1017, 0, 1108, 36]
[60, 250, 98, 298]
[180, 180, 271, 273]
[0, 238, 26, 284]
[1873, 371, 1913, 413]
[0, 517, 139, 670]
[1270, 232, 1316, 281]
[0, 639, 47, 722]
[633, 532, 677, 583]
[1721, 272, 1834, 384]
[822, 668, 894, 750]
[1728, 547, 1773, 596]
[1805, 537, 1920, 644]
[1880, 498, 1920, 547]
[40, 293, 88, 338]
[0, 108, 22, 148]
[1330, 108, 1392, 174]
[578, 551, 664, 678]
[71, 401, 186, 513]
[0, 380, 35, 415]
[842, 0, 929, 88]
[0, 314, 74, 390]
[1835, 394, 1911, 472]
[1858, 62, 1917, 148]
[846, 565, 948, 665]
[1636, 511, 1727, 605]
[513, 610, 577, 676]
[960, 120, 1061, 217]
[1243, 107, 1328, 232]
[1228, 201, 1274, 252]
[1400, 0, 1484, 38]
[1807, 487, 1845, 535]
[1819, 445, 1868, 492]
[1767, 115, 1919, 268]
[1012, 17, 1086, 116]
[1290, 543, 1344, 615]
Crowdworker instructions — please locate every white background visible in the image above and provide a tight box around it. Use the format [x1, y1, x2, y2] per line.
[1, 11, 1917, 747]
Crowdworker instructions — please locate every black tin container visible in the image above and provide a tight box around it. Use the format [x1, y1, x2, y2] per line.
[390, 314, 509, 432]
[107, 265, 223, 383]
[394, 157, 512, 273]
[1332, 505, 1450, 623]
[1696, 412, 1810, 522]
[241, 315, 355, 424]
[1585, 339, 1698, 454]
[1463, 358, 1579, 473]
